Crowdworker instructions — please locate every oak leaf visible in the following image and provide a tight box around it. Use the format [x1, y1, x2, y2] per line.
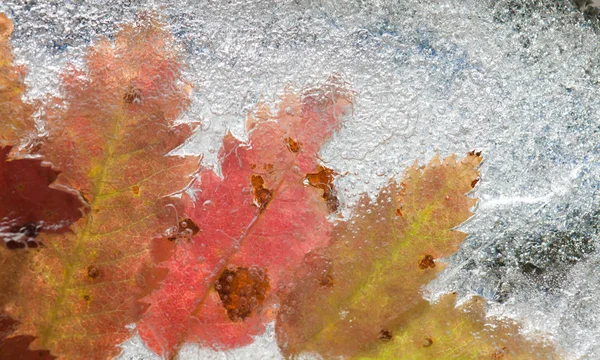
[0, 16, 199, 359]
[276, 154, 558, 359]
[137, 81, 352, 358]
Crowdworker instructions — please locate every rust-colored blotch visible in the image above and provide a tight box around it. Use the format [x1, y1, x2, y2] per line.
[418, 255, 436, 270]
[87, 265, 100, 280]
[286, 137, 302, 153]
[304, 166, 339, 212]
[251, 174, 272, 211]
[318, 274, 334, 288]
[379, 329, 393, 342]
[493, 346, 508, 359]
[123, 85, 142, 104]
[214, 266, 270, 322]
[423, 337, 433, 348]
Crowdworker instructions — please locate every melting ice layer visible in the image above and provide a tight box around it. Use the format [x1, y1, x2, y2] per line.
[3, 0, 600, 358]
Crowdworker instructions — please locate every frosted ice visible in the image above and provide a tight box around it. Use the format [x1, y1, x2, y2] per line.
[4, 0, 600, 358]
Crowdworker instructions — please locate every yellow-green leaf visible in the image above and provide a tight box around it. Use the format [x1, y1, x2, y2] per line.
[275, 153, 481, 357]
[358, 293, 557, 360]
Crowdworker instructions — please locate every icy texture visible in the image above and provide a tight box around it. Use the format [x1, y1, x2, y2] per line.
[3, 0, 600, 358]
[117, 323, 282, 360]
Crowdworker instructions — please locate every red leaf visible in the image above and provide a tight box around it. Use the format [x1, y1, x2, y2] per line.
[0, 146, 85, 249]
[138, 80, 353, 357]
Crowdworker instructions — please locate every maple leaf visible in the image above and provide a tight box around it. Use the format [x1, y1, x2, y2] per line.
[0, 15, 199, 359]
[137, 80, 353, 358]
[0, 13, 36, 148]
[275, 153, 558, 358]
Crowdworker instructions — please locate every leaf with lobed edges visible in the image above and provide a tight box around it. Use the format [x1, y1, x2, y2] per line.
[1, 14, 200, 360]
[275, 153, 557, 359]
[137, 79, 353, 358]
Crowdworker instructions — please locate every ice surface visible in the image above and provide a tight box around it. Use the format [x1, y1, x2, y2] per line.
[4, 0, 600, 358]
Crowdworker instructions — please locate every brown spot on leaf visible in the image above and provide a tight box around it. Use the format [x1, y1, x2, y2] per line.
[493, 346, 507, 359]
[318, 274, 334, 288]
[251, 175, 272, 211]
[132, 185, 140, 195]
[304, 166, 339, 212]
[418, 255, 436, 270]
[214, 266, 270, 322]
[471, 178, 479, 188]
[379, 329, 393, 342]
[123, 85, 141, 104]
[423, 337, 433, 347]
[82, 294, 91, 302]
[468, 150, 482, 157]
[286, 137, 302, 153]
[87, 266, 100, 280]
[396, 208, 403, 217]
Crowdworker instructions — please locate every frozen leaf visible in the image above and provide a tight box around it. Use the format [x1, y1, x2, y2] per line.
[356, 293, 557, 360]
[0, 14, 36, 148]
[276, 154, 485, 357]
[0, 146, 85, 249]
[137, 80, 352, 357]
[276, 153, 559, 358]
[0, 16, 199, 359]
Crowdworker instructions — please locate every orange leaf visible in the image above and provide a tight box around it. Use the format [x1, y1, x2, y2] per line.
[1, 16, 199, 359]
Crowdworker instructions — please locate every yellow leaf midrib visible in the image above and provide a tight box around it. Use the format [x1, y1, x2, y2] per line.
[39, 112, 126, 345]
[303, 166, 472, 356]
